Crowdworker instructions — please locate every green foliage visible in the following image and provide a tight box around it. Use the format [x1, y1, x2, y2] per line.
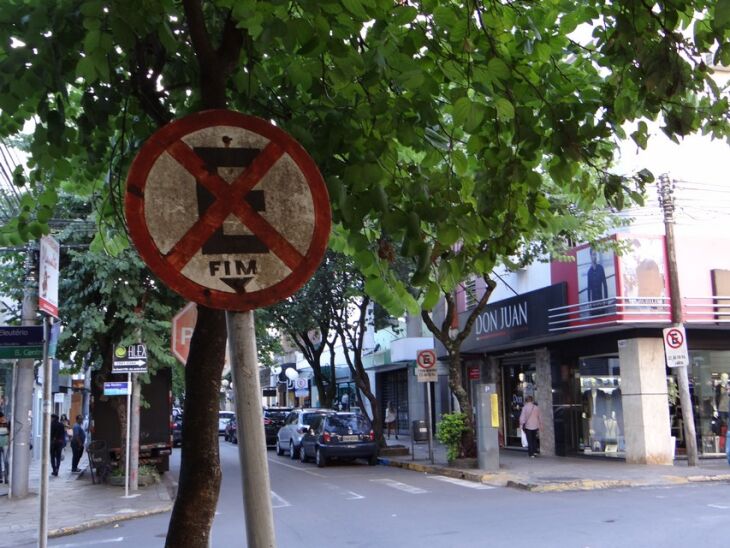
[435, 412, 468, 462]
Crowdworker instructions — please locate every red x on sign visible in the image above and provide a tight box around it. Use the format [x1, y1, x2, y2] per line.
[125, 110, 331, 311]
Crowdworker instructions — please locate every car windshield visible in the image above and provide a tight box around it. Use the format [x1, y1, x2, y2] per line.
[219, 412, 234, 420]
[325, 415, 371, 434]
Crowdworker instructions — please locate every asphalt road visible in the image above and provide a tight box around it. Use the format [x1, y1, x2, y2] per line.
[48, 439, 730, 547]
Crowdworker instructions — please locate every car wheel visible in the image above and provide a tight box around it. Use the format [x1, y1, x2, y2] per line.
[275, 440, 284, 456]
[316, 447, 327, 468]
[368, 454, 378, 466]
[300, 445, 308, 463]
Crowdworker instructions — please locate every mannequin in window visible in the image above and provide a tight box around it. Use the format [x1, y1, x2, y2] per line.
[587, 248, 608, 315]
[603, 411, 619, 441]
[716, 373, 729, 421]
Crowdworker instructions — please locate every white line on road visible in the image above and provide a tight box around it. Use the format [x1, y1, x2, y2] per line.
[370, 478, 428, 494]
[51, 537, 125, 547]
[345, 491, 365, 500]
[268, 457, 326, 478]
[428, 475, 496, 489]
[708, 504, 730, 509]
[271, 490, 292, 508]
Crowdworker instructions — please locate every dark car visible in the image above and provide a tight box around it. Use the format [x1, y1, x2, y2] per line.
[263, 407, 292, 446]
[225, 418, 237, 444]
[300, 412, 378, 467]
[172, 415, 183, 447]
[276, 408, 331, 459]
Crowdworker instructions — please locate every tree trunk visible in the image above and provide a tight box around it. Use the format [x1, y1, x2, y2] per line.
[447, 347, 476, 458]
[166, 306, 227, 548]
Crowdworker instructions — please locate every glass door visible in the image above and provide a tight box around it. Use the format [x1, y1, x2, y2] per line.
[501, 358, 537, 448]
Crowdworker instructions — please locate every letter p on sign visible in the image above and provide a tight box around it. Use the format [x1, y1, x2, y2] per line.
[172, 303, 198, 364]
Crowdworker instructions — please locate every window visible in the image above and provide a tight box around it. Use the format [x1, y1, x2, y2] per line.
[464, 278, 478, 309]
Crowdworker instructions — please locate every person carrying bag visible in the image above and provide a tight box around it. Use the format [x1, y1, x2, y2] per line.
[519, 396, 542, 458]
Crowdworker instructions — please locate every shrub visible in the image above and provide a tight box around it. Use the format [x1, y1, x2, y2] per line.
[435, 412, 467, 462]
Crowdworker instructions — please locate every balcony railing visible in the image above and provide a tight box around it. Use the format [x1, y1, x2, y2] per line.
[548, 296, 730, 332]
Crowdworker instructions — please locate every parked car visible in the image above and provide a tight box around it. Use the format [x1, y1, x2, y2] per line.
[276, 408, 331, 459]
[299, 412, 378, 467]
[219, 411, 235, 436]
[225, 418, 237, 444]
[263, 407, 292, 447]
[172, 415, 183, 447]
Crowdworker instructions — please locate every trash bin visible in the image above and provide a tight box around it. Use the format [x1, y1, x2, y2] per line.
[412, 420, 429, 442]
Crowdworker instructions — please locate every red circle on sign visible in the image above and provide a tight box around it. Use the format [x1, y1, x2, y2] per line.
[665, 328, 684, 349]
[417, 350, 436, 369]
[125, 110, 331, 311]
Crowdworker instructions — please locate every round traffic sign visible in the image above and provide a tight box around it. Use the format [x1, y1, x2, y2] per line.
[665, 328, 684, 349]
[417, 349, 437, 369]
[125, 110, 331, 311]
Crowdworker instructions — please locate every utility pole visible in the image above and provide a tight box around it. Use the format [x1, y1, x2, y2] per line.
[10, 244, 38, 498]
[659, 174, 698, 466]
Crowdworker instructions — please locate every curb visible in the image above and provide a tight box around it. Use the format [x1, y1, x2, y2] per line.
[378, 458, 730, 493]
[48, 502, 174, 539]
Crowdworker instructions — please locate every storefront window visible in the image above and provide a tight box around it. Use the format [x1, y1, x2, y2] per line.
[502, 362, 537, 448]
[579, 356, 624, 456]
[0, 364, 12, 417]
[681, 350, 730, 455]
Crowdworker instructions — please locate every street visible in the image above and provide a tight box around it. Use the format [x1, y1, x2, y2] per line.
[34, 439, 728, 548]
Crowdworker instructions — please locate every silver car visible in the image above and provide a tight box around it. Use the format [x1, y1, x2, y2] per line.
[275, 408, 331, 460]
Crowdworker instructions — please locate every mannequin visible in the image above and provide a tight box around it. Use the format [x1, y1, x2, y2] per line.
[716, 373, 730, 420]
[604, 411, 619, 440]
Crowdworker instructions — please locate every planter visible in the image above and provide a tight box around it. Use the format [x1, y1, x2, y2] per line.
[109, 474, 159, 487]
[448, 457, 478, 469]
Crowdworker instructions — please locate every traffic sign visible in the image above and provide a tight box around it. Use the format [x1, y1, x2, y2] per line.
[113, 343, 148, 373]
[125, 110, 331, 311]
[172, 302, 197, 364]
[104, 382, 129, 396]
[0, 326, 44, 359]
[663, 326, 689, 368]
[416, 349, 438, 382]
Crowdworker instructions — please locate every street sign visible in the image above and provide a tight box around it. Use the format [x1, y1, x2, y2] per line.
[172, 302, 197, 364]
[39, 235, 60, 318]
[0, 325, 44, 359]
[113, 343, 148, 374]
[125, 109, 331, 311]
[663, 326, 689, 368]
[416, 349, 438, 383]
[104, 382, 129, 396]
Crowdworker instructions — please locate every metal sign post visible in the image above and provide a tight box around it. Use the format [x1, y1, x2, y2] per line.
[38, 316, 52, 548]
[113, 343, 147, 498]
[416, 350, 437, 464]
[124, 110, 331, 548]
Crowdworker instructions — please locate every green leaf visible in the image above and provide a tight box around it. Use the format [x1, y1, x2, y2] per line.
[487, 58, 510, 81]
[715, 0, 730, 31]
[494, 97, 515, 120]
[421, 282, 440, 311]
[341, 0, 368, 19]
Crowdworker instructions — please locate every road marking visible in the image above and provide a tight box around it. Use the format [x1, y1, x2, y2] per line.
[320, 482, 365, 500]
[271, 490, 291, 508]
[428, 475, 496, 490]
[708, 504, 730, 509]
[268, 457, 325, 478]
[345, 490, 365, 500]
[370, 478, 428, 494]
[51, 537, 125, 547]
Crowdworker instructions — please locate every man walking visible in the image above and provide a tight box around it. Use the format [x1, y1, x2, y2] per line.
[50, 414, 66, 476]
[70, 415, 86, 473]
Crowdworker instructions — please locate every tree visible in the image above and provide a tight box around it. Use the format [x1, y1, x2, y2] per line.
[0, 0, 727, 543]
[262, 251, 343, 409]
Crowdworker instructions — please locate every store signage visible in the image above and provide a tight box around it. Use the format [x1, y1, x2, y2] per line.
[112, 343, 148, 374]
[39, 235, 60, 318]
[454, 283, 567, 354]
[468, 366, 480, 380]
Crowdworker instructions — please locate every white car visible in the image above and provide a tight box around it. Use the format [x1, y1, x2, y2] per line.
[218, 411, 235, 436]
[275, 408, 331, 459]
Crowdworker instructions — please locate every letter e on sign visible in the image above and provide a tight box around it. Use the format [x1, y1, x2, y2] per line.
[125, 110, 331, 311]
[663, 326, 689, 368]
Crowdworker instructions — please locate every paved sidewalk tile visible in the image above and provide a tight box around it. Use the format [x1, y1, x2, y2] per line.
[0, 448, 172, 547]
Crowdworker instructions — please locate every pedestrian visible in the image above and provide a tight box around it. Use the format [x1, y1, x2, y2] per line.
[519, 396, 542, 458]
[0, 412, 10, 483]
[384, 402, 397, 440]
[70, 415, 86, 473]
[50, 413, 66, 476]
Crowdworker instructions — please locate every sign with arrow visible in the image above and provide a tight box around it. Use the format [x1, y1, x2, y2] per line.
[125, 110, 331, 311]
[113, 343, 148, 374]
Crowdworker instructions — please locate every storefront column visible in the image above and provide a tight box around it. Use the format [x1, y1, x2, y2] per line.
[618, 338, 672, 465]
[535, 348, 555, 456]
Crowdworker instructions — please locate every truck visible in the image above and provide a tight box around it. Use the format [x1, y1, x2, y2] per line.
[90, 367, 173, 473]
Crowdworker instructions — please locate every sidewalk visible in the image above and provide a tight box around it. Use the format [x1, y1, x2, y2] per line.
[0, 448, 174, 547]
[380, 434, 730, 492]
